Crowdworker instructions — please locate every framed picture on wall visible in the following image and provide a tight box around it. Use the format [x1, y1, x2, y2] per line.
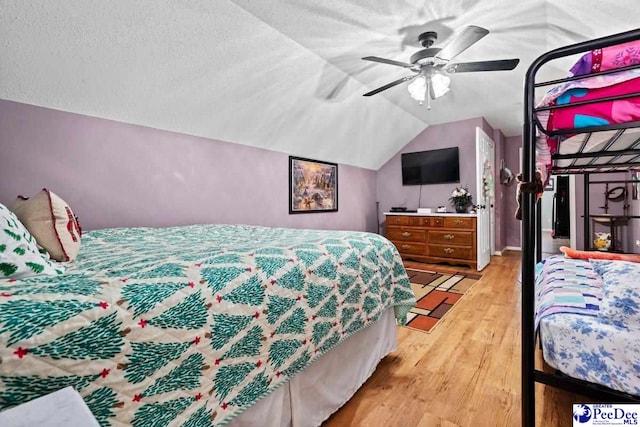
[544, 177, 555, 191]
[289, 156, 338, 214]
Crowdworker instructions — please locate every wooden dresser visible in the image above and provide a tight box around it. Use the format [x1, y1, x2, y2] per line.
[384, 213, 478, 270]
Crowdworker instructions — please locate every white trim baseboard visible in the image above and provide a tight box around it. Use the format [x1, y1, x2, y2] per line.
[504, 246, 522, 252]
[493, 250, 503, 256]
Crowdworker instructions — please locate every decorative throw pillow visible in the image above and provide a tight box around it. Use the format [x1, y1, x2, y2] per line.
[12, 189, 82, 262]
[0, 203, 64, 279]
[559, 246, 640, 263]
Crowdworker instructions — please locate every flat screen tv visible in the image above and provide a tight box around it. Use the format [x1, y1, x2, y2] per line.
[401, 147, 460, 185]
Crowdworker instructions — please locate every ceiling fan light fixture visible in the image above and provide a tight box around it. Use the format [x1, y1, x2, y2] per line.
[407, 75, 427, 105]
[431, 73, 450, 99]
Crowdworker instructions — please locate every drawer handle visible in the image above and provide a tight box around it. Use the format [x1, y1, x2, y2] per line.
[444, 248, 454, 254]
[454, 219, 464, 225]
[401, 232, 411, 237]
[401, 244, 411, 250]
[444, 234, 455, 240]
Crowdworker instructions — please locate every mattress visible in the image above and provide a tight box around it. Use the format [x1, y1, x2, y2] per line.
[539, 312, 640, 395]
[536, 256, 640, 395]
[0, 224, 416, 426]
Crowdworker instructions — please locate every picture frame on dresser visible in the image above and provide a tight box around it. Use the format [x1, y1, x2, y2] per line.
[289, 156, 338, 214]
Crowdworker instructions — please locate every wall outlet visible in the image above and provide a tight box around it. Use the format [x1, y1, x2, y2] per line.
[636, 240, 640, 248]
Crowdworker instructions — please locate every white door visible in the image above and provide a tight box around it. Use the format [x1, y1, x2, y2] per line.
[476, 127, 494, 271]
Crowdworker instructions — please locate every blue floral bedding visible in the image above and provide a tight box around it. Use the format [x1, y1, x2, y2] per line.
[0, 224, 416, 426]
[536, 256, 640, 395]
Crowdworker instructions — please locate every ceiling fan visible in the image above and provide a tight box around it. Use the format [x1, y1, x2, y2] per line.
[362, 26, 520, 108]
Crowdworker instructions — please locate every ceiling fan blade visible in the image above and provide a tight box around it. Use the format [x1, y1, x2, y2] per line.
[435, 25, 489, 62]
[363, 75, 417, 97]
[445, 59, 520, 73]
[362, 56, 415, 69]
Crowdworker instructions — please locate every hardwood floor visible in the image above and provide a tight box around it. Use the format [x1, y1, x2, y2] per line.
[323, 252, 582, 427]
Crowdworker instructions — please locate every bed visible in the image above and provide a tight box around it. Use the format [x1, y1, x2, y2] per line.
[0, 223, 416, 426]
[521, 28, 640, 427]
[535, 255, 640, 396]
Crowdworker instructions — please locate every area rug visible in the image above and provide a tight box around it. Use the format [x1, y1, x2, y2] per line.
[404, 267, 482, 333]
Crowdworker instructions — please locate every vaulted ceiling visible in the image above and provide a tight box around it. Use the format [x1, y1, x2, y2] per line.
[0, 1, 636, 169]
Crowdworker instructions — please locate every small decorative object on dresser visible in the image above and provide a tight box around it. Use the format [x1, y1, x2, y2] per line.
[449, 187, 473, 213]
[384, 213, 480, 270]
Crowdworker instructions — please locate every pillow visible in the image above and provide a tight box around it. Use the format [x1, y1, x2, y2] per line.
[0, 203, 64, 279]
[559, 246, 640, 263]
[12, 189, 82, 262]
[591, 260, 640, 328]
[569, 41, 640, 76]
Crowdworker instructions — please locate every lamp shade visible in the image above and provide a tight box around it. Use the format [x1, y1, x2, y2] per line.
[407, 73, 450, 105]
[431, 73, 450, 99]
[407, 75, 427, 103]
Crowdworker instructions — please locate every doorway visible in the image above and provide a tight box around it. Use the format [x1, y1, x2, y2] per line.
[518, 147, 576, 255]
[541, 175, 571, 256]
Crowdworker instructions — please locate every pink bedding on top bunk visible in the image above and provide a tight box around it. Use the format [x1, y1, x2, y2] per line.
[570, 40, 640, 76]
[546, 77, 640, 132]
[541, 77, 640, 168]
[532, 40, 640, 177]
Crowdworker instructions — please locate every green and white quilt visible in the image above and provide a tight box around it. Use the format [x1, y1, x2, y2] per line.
[0, 224, 415, 426]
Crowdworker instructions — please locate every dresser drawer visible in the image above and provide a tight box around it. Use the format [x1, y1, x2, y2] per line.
[392, 241, 426, 256]
[407, 216, 424, 226]
[443, 217, 474, 229]
[430, 217, 444, 227]
[428, 244, 473, 260]
[387, 228, 426, 242]
[428, 230, 473, 246]
[386, 215, 409, 226]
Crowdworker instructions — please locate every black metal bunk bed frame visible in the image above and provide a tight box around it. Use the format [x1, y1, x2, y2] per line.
[522, 28, 640, 427]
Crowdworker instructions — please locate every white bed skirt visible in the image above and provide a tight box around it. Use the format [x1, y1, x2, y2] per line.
[230, 308, 398, 427]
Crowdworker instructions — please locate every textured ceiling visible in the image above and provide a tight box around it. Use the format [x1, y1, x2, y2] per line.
[0, 1, 637, 169]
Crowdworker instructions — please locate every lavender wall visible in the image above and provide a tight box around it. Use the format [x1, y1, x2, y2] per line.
[0, 100, 377, 232]
[376, 118, 486, 223]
